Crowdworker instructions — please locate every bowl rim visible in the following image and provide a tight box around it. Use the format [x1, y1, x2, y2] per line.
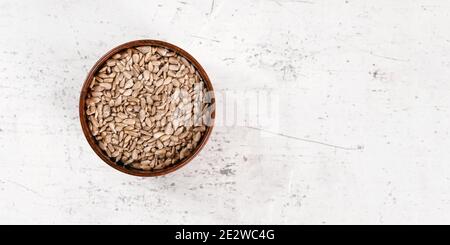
[79, 39, 215, 177]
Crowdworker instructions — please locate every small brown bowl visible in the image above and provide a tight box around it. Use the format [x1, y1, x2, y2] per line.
[79, 40, 215, 177]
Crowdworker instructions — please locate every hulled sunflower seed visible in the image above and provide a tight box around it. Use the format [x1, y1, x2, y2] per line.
[85, 45, 212, 171]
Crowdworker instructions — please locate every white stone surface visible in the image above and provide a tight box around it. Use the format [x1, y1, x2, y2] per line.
[1, 0, 450, 224]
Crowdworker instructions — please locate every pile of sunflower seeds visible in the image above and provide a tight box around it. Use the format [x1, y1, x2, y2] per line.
[85, 46, 212, 171]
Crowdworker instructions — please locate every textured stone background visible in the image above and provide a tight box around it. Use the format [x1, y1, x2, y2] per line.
[1, 0, 450, 224]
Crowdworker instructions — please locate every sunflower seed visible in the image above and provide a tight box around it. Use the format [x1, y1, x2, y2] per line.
[124, 79, 134, 89]
[85, 45, 212, 171]
[99, 83, 112, 90]
[153, 132, 165, 139]
[123, 89, 132, 96]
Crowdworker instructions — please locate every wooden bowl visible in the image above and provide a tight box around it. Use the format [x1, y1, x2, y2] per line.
[79, 40, 215, 177]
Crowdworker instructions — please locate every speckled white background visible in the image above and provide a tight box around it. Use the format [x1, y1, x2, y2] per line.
[1, 0, 450, 224]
